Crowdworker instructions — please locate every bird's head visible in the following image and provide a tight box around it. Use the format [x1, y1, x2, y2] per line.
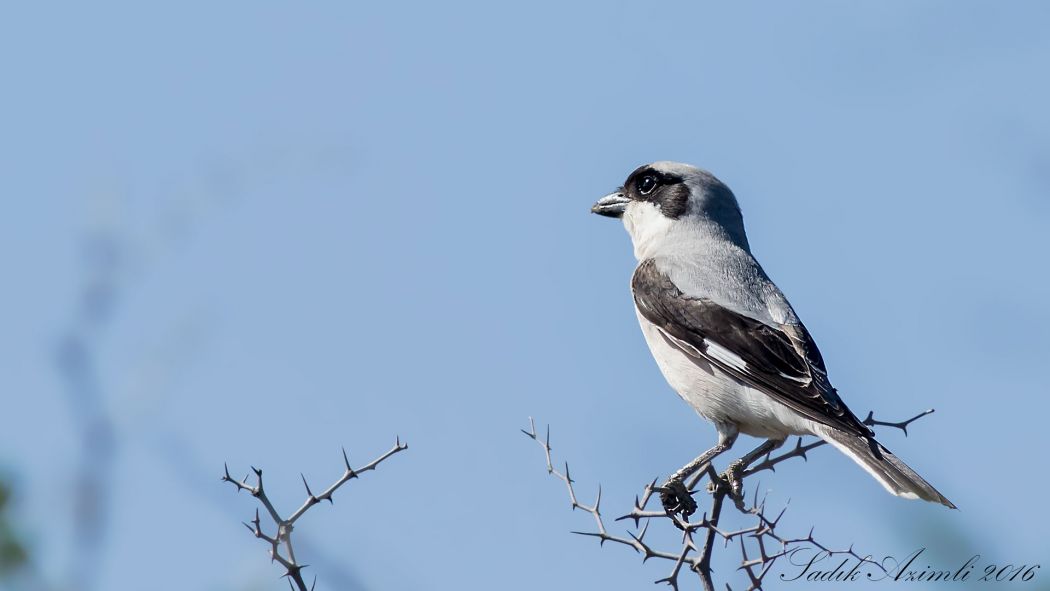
[591, 161, 749, 258]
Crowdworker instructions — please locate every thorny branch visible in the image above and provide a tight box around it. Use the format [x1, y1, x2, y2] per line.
[523, 410, 935, 591]
[222, 439, 407, 590]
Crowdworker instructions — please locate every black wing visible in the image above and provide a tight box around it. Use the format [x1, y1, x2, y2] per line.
[632, 258, 871, 437]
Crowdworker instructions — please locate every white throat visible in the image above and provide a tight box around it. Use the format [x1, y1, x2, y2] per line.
[622, 201, 676, 260]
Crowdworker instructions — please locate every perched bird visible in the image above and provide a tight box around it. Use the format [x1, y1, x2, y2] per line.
[591, 161, 954, 517]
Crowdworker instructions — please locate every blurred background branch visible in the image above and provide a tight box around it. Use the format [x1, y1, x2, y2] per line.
[52, 223, 124, 591]
[0, 149, 375, 591]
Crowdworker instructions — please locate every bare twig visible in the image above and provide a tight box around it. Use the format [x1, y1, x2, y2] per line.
[524, 411, 933, 589]
[744, 409, 936, 478]
[222, 439, 407, 590]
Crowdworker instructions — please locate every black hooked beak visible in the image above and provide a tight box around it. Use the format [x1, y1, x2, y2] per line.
[591, 190, 629, 218]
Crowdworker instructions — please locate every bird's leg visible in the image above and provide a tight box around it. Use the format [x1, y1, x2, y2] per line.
[719, 438, 785, 501]
[659, 430, 737, 520]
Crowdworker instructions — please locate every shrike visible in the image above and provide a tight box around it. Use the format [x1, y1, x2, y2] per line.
[591, 161, 953, 517]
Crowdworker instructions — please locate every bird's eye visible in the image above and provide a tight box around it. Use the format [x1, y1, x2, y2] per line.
[638, 175, 658, 195]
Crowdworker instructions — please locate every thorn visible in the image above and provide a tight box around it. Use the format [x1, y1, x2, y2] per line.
[571, 530, 606, 541]
[773, 506, 787, 526]
[627, 530, 648, 557]
[301, 473, 314, 498]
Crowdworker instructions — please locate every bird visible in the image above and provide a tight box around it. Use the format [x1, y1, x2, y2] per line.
[590, 161, 954, 518]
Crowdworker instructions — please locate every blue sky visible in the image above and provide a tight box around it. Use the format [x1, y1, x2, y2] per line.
[2, 1, 1049, 589]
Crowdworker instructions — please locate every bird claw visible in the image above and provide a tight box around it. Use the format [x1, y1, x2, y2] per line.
[719, 459, 746, 500]
[659, 479, 697, 523]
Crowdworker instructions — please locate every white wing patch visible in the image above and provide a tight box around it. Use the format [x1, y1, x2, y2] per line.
[654, 327, 747, 373]
[702, 338, 747, 372]
[778, 372, 811, 384]
[656, 327, 703, 357]
[658, 326, 813, 388]
[654, 326, 754, 376]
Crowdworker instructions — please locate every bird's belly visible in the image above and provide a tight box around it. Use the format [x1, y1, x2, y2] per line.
[637, 314, 816, 439]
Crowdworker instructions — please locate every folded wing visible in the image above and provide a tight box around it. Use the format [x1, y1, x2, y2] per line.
[632, 258, 871, 438]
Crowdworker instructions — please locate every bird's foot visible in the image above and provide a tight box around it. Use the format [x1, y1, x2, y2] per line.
[722, 457, 747, 499]
[658, 478, 697, 525]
